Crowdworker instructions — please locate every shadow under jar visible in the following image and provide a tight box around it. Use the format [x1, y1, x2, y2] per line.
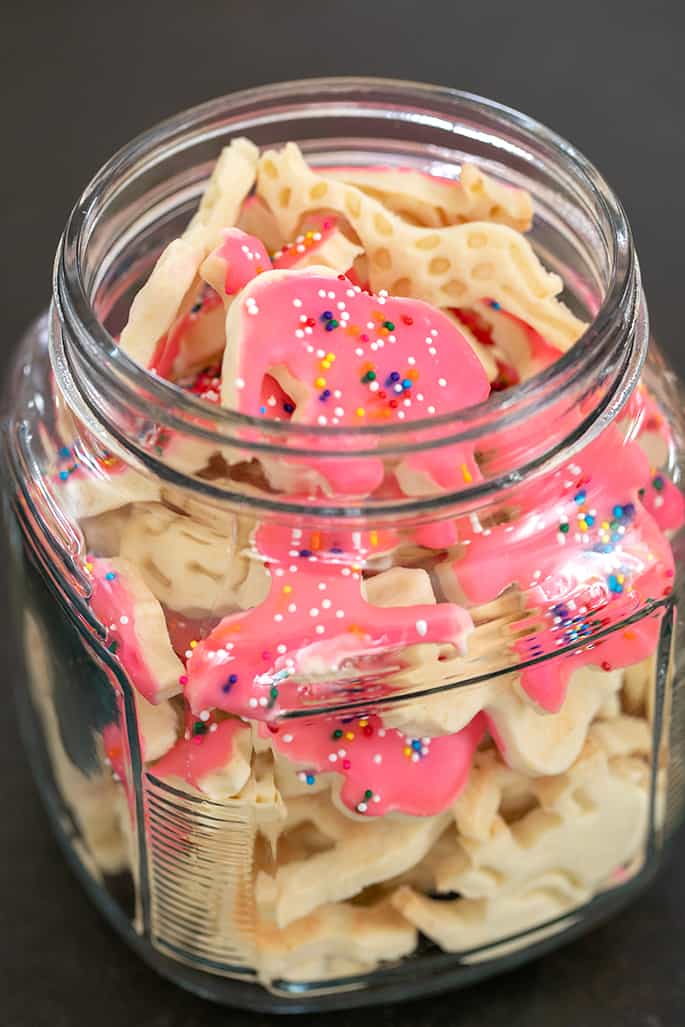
[3, 78, 685, 1013]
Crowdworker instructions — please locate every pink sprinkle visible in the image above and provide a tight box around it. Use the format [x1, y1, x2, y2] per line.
[262, 651, 271, 660]
[179, 675, 188, 685]
[342, 759, 351, 770]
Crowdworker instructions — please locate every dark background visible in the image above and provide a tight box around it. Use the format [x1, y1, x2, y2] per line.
[2, 1, 685, 1025]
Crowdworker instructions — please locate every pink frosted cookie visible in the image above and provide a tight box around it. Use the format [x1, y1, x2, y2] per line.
[87, 556, 184, 703]
[216, 239, 490, 496]
[185, 523, 478, 816]
[441, 426, 675, 713]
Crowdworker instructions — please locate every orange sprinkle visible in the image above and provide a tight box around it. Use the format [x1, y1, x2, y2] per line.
[345, 731, 355, 741]
[407, 368, 419, 381]
[315, 377, 326, 388]
[461, 463, 473, 484]
[403, 746, 412, 758]
[310, 533, 321, 551]
[358, 719, 368, 728]
[346, 324, 360, 336]
[623, 629, 636, 640]
[369, 531, 378, 547]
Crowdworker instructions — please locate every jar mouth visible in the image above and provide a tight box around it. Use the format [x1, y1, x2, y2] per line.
[53, 77, 643, 504]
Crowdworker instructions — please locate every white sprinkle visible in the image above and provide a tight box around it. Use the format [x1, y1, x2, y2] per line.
[346, 289, 356, 297]
[288, 603, 297, 613]
[415, 619, 428, 637]
[317, 415, 328, 425]
[315, 625, 325, 634]
[372, 795, 381, 803]
[277, 644, 287, 654]
[337, 301, 346, 311]
[378, 729, 386, 738]
[248, 305, 259, 315]
[310, 608, 319, 617]
[322, 598, 332, 609]
[427, 405, 436, 414]
[407, 356, 416, 365]
[329, 753, 338, 763]
[258, 697, 268, 707]
[334, 390, 342, 398]
[429, 347, 437, 356]
[283, 734, 293, 743]
[235, 377, 246, 390]
[209, 723, 218, 733]
[431, 329, 438, 336]
[248, 698, 258, 708]
[274, 613, 284, 622]
[296, 244, 305, 253]
[341, 567, 351, 576]
[438, 377, 447, 387]
[357, 802, 368, 812]
[120, 615, 129, 625]
[295, 329, 305, 338]
[369, 381, 379, 392]
[340, 311, 350, 321]
[336, 610, 345, 618]
[373, 754, 383, 765]
[318, 582, 327, 590]
[316, 348, 326, 358]
[199, 710, 210, 721]
[318, 289, 326, 298]
[355, 347, 364, 356]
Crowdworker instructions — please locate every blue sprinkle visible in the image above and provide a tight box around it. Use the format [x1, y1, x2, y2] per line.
[329, 546, 343, 554]
[305, 773, 316, 785]
[259, 405, 267, 414]
[574, 490, 586, 504]
[319, 389, 331, 401]
[325, 320, 337, 331]
[402, 379, 412, 389]
[490, 300, 501, 310]
[613, 504, 623, 518]
[58, 470, 70, 481]
[411, 739, 422, 751]
[389, 371, 401, 382]
[584, 514, 595, 526]
[283, 402, 295, 414]
[59, 446, 71, 459]
[299, 548, 312, 558]
[104, 572, 117, 581]
[623, 503, 636, 519]
[321, 310, 333, 321]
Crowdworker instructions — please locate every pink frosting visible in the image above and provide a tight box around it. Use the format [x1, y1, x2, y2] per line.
[217, 230, 490, 495]
[87, 558, 176, 705]
[151, 710, 247, 792]
[448, 425, 676, 712]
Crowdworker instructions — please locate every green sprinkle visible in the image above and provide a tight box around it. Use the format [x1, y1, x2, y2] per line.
[364, 788, 373, 799]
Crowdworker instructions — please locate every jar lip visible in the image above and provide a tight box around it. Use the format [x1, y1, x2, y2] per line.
[56, 76, 636, 452]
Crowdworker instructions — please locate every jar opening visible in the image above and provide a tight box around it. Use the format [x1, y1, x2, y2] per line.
[52, 77, 645, 515]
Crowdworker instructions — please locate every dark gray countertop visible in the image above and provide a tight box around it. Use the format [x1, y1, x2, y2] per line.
[2, 2, 685, 1024]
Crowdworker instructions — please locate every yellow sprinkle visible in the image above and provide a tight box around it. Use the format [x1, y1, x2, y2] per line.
[315, 377, 326, 388]
[358, 719, 368, 728]
[370, 530, 378, 547]
[403, 747, 412, 758]
[345, 731, 355, 741]
[84, 561, 93, 572]
[282, 585, 293, 594]
[326, 353, 336, 362]
[602, 521, 610, 530]
[460, 463, 473, 484]
[189, 640, 198, 649]
[617, 574, 625, 583]
[356, 407, 366, 417]
[320, 360, 331, 370]
[351, 564, 361, 573]
[305, 230, 314, 239]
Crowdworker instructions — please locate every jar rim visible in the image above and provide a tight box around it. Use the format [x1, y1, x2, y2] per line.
[53, 77, 644, 512]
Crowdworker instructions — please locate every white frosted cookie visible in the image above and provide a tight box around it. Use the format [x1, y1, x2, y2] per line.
[256, 144, 585, 350]
[59, 461, 160, 521]
[255, 899, 416, 984]
[119, 502, 269, 616]
[256, 807, 449, 928]
[382, 658, 624, 777]
[119, 138, 258, 369]
[392, 735, 649, 951]
[322, 164, 533, 232]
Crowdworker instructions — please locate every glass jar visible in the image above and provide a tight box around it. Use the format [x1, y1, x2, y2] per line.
[3, 78, 685, 1013]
